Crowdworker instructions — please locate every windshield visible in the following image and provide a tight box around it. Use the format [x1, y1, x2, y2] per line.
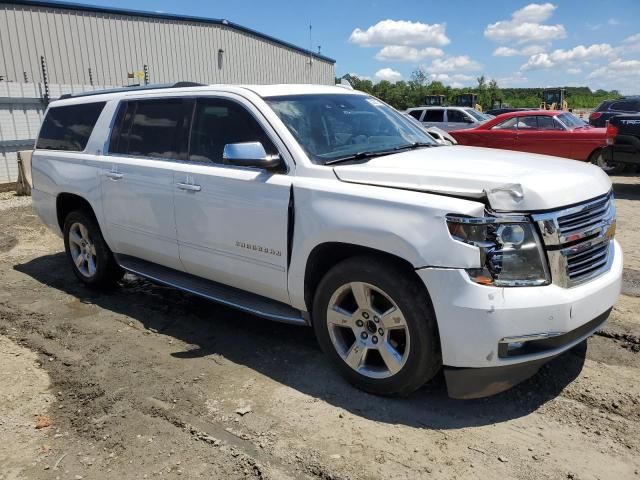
[557, 112, 587, 128]
[465, 108, 487, 122]
[265, 94, 436, 164]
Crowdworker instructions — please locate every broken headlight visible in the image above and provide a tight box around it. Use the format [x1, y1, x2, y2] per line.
[446, 215, 549, 287]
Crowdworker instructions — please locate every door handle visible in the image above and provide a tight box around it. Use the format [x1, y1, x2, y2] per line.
[105, 172, 123, 180]
[176, 182, 201, 192]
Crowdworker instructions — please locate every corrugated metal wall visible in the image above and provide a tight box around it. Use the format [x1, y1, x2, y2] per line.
[0, 2, 336, 183]
[0, 3, 335, 87]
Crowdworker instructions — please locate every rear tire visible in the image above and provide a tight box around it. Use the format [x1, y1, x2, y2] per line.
[312, 256, 441, 396]
[63, 210, 124, 288]
[590, 150, 624, 175]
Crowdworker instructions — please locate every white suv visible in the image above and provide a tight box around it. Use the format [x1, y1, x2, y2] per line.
[31, 83, 622, 399]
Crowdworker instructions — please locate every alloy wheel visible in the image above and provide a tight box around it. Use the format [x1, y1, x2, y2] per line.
[326, 282, 410, 379]
[68, 222, 98, 278]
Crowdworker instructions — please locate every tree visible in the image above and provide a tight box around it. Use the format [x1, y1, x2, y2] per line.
[410, 68, 428, 86]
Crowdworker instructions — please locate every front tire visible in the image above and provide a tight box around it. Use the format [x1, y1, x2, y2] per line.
[313, 256, 441, 396]
[63, 210, 124, 288]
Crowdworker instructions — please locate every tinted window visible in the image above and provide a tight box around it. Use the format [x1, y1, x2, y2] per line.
[110, 99, 191, 159]
[189, 98, 276, 163]
[424, 109, 444, 122]
[408, 110, 423, 120]
[491, 117, 518, 130]
[610, 100, 640, 112]
[517, 116, 539, 129]
[447, 109, 469, 123]
[36, 102, 105, 151]
[537, 116, 557, 130]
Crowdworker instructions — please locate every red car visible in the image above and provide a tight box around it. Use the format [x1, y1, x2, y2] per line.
[450, 110, 606, 162]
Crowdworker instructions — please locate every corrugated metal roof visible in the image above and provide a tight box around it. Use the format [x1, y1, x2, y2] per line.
[3, 0, 336, 64]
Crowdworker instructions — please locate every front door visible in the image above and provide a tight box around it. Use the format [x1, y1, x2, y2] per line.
[101, 97, 192, 271]
[173, 97, 292, 303]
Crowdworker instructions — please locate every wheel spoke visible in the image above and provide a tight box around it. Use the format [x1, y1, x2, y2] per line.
[350, 282, 372, 311]
[327, 306, 355, 329]
[378, 341, 403, 375]
[380, 307, 406, 330]
[69, 230, 83, 247]
[74, 253, 85, 268]
[344, 341, 368, 370]
[79, 224, 90, 241]
[87, 255, 97, 276]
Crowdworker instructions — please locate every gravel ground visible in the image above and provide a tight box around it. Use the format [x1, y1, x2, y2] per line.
[0, 178, 639, 480]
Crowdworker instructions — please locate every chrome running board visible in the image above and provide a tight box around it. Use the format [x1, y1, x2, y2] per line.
[115, 254, 306, 325]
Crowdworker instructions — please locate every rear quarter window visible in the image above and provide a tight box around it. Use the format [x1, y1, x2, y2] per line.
[36, 102, 106, 151]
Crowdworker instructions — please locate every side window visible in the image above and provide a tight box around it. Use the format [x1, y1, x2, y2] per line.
[537, 116, 557, 130]
[408, 109, 423, 121]
[36, 102, 106, 151]
[517, 116, 538, 130]
[447, 109, 467, 123]
[423, 109, 444, 122]
[109, 99, 191, 159]
[189, 98, 277, 163]
[610, 101, 638, 112]
[491, 117, 518, 130]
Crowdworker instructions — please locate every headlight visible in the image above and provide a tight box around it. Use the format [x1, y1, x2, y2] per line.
[446, 215, 549, 287]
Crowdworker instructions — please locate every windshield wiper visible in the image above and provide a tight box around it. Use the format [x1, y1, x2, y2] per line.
[393, 141, 437, 151]
[325, 142, 435, 166]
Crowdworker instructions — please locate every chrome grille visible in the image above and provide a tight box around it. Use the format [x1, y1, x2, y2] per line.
[533, 192, 615, 287]
[566, 241, 609, 280]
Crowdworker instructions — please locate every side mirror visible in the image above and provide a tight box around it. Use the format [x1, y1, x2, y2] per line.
[222, 142, 282, 170]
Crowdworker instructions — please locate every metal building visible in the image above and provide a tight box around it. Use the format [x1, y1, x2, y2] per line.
[0, 0, 336, 184]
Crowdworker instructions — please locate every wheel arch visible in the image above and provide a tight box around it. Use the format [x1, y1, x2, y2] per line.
[56, 192, 98, 231]
[303, 242, 429, 317]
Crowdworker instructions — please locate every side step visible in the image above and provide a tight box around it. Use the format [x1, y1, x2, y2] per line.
[115, 254, 306, 325]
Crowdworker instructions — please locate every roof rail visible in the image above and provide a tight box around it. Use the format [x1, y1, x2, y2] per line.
[58, 82, 207, 100]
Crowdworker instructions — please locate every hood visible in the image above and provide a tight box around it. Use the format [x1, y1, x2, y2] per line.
[333, 146, 611, 212]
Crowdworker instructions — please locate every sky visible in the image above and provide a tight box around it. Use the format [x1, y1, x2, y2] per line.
[77, 0, 640, 93]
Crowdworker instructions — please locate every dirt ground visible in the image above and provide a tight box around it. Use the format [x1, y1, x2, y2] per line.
[0, 177, 639, 480]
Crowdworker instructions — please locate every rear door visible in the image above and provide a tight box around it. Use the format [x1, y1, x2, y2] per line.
[101, 97, 192, 270]
[421, 108, 444, 129]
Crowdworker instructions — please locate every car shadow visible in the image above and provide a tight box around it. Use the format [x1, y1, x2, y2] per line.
[15, 253, 587, 430]
[613, 181, 640, 200]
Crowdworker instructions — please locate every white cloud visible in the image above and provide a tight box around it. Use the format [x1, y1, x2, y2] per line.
[429, 73, 474, 82]
[624, 33, 640, 44]
[493, 45, 546, 56]
[621, 33, 640, 53]
[521, 43, 614, 70]
[428, 55, 482, 73]
[497, 71, 528, 86]
[566, 67, 582, 75]
[512, 2, 556, 23]
[374, 68, 403, 82]
[485, 3, 566, 44]
[588, 59, 640, 94]
[349, 20, 450, 47]
[375, 45, 444, 62]
[521, 53, 554, 70]
[589, 59, 640, 78]
[608, 18, 620, 26]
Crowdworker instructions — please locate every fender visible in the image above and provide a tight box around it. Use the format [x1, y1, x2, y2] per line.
[286, 177, 485, 311]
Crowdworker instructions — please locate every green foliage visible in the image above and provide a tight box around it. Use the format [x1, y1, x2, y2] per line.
[337, 73, 621, 111]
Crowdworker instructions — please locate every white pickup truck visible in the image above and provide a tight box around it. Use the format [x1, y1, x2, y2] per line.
[31, 83, 622, 399]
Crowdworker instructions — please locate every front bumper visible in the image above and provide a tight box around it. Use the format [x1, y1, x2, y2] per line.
[417, 239, 622, 398]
